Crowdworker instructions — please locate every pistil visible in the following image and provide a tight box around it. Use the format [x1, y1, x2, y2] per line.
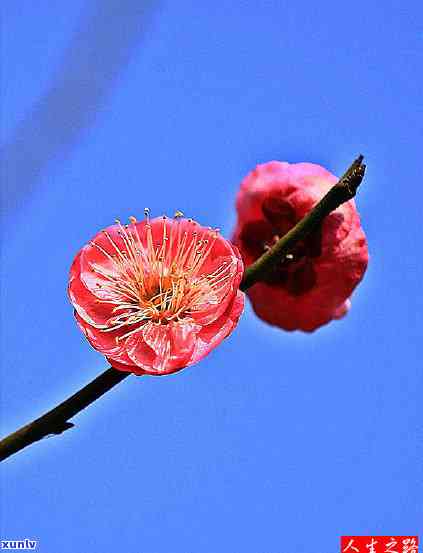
[89, 213, 235, 337]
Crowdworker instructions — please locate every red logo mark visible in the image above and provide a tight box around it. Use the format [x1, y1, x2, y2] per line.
[341, 536, 418, 553]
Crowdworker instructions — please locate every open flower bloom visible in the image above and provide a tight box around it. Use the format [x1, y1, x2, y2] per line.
[232, 161, 368, 332]
[69, 213, 244, 375]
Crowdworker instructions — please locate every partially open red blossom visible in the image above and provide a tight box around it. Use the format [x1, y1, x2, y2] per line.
[69, 213, 244, 375]
[232, 161, 369, 331]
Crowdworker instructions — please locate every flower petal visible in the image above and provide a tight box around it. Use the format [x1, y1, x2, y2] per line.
[191, 291, 245, 363]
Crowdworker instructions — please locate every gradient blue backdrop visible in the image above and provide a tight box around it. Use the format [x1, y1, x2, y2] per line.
[1, 2, 422, 552]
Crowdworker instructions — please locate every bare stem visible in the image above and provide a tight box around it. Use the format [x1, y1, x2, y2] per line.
[0, 156, 366, 462]
[240, 155, 366, 290]
[0, 368, 129, 462]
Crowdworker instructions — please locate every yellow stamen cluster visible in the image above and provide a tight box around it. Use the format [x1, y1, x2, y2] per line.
[89, 212, 235, 342]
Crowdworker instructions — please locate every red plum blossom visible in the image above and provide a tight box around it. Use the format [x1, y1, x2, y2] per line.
[69, 213, 244, 375]
[232, 161, 368, 331]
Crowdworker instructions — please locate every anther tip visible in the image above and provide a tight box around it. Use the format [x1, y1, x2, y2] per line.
[174, 210, 184, 218]
[129, 216, 137, 224]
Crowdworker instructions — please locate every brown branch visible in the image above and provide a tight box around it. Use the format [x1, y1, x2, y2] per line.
[240, 155, 366, 290]
[0, 368, 129, 462]
[0, 156, 366, 463]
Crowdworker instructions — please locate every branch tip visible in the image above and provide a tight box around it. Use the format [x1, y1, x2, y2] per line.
[240, 155, 367, 290]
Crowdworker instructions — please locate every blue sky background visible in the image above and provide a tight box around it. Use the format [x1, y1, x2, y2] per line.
[1, 1, 422, 552]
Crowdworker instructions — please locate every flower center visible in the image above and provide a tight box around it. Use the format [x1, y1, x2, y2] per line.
[89, 212, 234, 340]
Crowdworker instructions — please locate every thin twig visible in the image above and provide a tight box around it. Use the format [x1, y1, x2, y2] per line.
[240, 155, 365, 290]
[0, 156, 366, 462]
